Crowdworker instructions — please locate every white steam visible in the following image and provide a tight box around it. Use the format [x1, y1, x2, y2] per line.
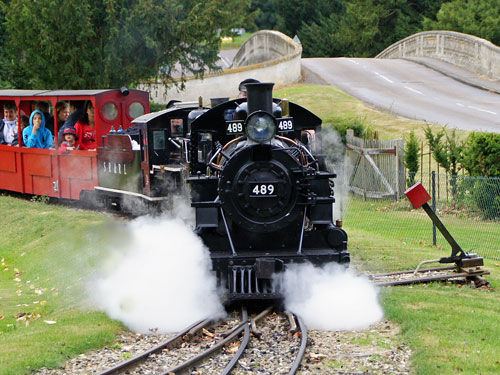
[280, 263, 383, 331]
[318, 127, 349, 221]
[89, 214, 225, 333]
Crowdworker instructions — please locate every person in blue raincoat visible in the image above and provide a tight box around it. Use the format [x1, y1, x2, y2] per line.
[23, 110, 53, 149]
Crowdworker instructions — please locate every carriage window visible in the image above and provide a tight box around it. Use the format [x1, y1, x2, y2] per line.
[129, 102, 145, 118]
[170, 118, 183, 137]
[153, 130, 165, 150]
[102, 103, 118, 121]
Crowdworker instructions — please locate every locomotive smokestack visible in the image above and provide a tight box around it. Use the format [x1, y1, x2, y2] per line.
[246, 82, 274, 114]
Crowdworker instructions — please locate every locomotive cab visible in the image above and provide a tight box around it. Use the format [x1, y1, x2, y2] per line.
[188, 83, 349, 301]
[96, 104, 203, 209]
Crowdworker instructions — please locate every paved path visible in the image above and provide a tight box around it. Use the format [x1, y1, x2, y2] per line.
[302, 57, 500, 133]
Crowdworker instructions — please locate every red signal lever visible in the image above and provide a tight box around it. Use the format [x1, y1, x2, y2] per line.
[404, 183, 467, 263]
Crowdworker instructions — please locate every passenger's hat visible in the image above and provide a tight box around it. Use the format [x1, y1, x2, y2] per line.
[63, 127, 78, 140]
[238, 78, 260, 93]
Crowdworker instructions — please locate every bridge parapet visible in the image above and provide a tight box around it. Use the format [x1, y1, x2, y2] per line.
[232, 30, 302, 68]
[377, 31, 500, 80]
[144, 30, 302, 104]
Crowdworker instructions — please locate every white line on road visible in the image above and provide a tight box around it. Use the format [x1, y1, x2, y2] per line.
[347, 59, 359, 65]
[373, 71, 393, 83]
[468, 105, 497, 115]
[404, 86, 423, 95]
[456, 103, 465, 107]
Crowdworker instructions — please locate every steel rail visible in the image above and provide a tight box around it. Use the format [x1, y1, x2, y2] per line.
[368, 265, 457, 278]
[289, 314, 307, 375]
[374, 270, 490, 287]
[97, 318, 211, 375]
[161, 308, 249, 375]
[220, 307, 250, 375]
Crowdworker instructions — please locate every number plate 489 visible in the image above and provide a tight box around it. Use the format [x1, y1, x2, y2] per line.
[250, 184, 276, 196]
[277, 117, 294, 132]
[226, 120, 244, 135]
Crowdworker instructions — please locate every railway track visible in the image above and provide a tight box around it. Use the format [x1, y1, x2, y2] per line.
[97, 307, 307, 375]
[369, 265, 490, 287]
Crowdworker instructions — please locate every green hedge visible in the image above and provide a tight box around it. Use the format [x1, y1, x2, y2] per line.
[462, 132, 500, 178]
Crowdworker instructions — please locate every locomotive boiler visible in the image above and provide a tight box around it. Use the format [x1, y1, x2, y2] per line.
[188, 83, 349, 300]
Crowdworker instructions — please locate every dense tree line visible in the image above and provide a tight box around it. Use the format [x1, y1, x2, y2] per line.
[0, 0, 498, 89]
[249, 0, 499, 58]
[0, 0, 251, 89]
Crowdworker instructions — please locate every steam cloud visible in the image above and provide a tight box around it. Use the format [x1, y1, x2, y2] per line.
[89, 212, 225, 333]
[280, 263, 383, 331]
[318, 126, 349, 220]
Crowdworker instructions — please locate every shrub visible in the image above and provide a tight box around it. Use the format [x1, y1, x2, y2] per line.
[404, 131, 419, 187]
[327, 116, 369, 143]
[462, 132, 500, 178]
[471, 179, 500, 220]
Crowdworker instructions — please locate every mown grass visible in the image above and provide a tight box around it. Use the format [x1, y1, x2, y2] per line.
[0, 195, 123, 375]
[2, 193, 499, 375]
[343, 196, 500, 375]
[345, 198, 500, 266]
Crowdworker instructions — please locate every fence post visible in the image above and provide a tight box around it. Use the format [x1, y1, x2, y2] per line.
[432, 170, 437, 246]
[420, 141, 423, 184]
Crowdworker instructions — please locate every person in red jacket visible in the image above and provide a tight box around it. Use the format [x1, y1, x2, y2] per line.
[59, 127, 78, 152]
[74, 101, 96, 150]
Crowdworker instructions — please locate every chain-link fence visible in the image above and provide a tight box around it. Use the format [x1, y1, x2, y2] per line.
[340, 168, 500, 260]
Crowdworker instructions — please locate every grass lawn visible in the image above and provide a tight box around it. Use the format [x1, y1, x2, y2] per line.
[344, 197, 500, 375]
[0, 195, 123, 375]
[1, 193, 499, 375]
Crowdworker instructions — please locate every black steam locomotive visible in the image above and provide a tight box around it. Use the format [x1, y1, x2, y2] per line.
[96, 82, 349, 300]
[187, 83, 349, 300]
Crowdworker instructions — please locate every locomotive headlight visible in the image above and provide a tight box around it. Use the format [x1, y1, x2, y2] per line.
[245, 111, 276, 143]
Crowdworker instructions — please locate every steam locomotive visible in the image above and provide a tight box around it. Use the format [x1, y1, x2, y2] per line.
[186, 83, 349, 300]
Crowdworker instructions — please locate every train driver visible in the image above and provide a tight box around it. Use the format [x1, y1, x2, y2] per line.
[238, 78, 260, 98]
[0, 102, 18, 146]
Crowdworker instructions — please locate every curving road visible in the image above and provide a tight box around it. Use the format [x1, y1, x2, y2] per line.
[302, 57, 500, 133]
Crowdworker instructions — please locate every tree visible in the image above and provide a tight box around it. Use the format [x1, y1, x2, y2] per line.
[425, 125, 463, 199]
[249, 0, 277, 31]
[0, 0, 250, 89]
[298, 0, 450, 58]
[404, 130, 420, 187]
[299, 12, 344, 58]
[423, 0, 500, 46]
[273, 0, 344, 38]
[424, 125, 462, 176]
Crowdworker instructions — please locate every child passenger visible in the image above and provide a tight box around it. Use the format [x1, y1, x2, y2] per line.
[59, 127, 78, 152]
[23, 110, 53, 149]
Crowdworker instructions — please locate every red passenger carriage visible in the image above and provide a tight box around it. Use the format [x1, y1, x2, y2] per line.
[0, 89, 149, 200]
